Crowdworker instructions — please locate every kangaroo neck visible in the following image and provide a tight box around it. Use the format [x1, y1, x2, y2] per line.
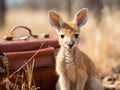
[62, 47, 77, 64]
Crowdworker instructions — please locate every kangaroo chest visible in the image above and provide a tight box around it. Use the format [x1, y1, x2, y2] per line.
[63, 50, 78, 82]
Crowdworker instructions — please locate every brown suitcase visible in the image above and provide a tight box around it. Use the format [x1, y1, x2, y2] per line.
[0, 26, 59, 90]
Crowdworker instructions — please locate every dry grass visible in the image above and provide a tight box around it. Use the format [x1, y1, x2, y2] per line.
[2, 60, 39, 90]
[0, 9, 56, 39]
[78, 6, 120, 74]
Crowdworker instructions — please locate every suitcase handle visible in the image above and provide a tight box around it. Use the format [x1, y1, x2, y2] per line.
[4, 26, 38, 41]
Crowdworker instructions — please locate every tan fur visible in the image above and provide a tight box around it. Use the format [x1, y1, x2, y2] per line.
[49, 8, 104, 90]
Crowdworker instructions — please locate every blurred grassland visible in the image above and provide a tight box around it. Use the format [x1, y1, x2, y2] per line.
[0, 6, 120, 74]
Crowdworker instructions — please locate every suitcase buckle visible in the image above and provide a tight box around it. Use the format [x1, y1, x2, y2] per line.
[0, 53, 9, 74]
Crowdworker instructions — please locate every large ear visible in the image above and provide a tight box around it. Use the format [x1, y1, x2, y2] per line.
[48, 10, 64, 30]
[73, 8, 88, 28]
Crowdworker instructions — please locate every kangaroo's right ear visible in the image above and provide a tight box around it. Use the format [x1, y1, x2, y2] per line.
[48, 10, 64, 30]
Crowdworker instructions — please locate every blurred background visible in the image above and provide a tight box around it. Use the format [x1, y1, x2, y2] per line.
[0, 0, 120, 74]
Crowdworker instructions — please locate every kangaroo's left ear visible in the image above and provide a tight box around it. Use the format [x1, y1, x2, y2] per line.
[73, 8, 88, 28]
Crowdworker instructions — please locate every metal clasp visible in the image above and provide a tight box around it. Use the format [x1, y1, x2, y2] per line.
[0, 53, 9, 74]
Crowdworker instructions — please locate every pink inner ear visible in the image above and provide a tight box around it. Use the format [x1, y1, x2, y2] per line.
[50, 13, 60, 27]
[77, 10, 87, 25]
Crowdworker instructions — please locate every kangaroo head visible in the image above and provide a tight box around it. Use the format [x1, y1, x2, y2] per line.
[49, 8, 88, 50]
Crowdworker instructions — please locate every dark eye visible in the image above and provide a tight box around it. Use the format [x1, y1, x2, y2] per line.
[74, 34, 79, 39]
[60, 34, 65, 39]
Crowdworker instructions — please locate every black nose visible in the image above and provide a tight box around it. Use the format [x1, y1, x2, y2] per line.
[68, 44, 74, 48]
